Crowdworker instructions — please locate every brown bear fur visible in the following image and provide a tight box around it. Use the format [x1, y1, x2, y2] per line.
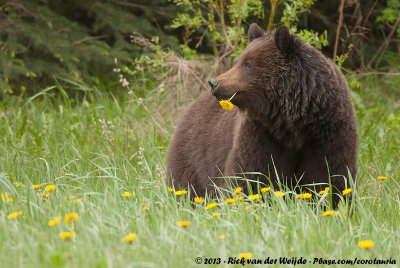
[166, 24, 358, 208]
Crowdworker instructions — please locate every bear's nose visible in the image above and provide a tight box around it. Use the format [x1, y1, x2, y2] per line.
[208, 79, 220, 93]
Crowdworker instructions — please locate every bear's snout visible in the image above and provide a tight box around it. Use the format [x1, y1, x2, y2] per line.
[208, 79, 220, 94]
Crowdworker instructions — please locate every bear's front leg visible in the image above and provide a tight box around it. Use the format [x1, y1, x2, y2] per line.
[222, 120, 297, 194]
[296, 139, 357, 209]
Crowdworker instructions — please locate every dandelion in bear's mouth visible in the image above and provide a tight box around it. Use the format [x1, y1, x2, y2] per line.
[59, 232, 76, 239]
[175, 190, 187, 196]
[274, 191, 285, 197]
[177, 221, 191, 228]
[342, 188, 352, 196]
[318, 187, 329, 195]
[205, 203, 218, 210]
[219, 92, 237, 110]
[65, 212, 79, 225]
[124, 233, 137, 243]
[194, 197, 204, 204]
[358, 240, 374, 249]
[261, 187, 270, 193]
[296, 193, 312, 199]
[48, 216, 62, 226]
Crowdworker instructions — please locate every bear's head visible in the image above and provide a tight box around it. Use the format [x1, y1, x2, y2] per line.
[209, 24, 311, 127]
[208, 23, 323, 148]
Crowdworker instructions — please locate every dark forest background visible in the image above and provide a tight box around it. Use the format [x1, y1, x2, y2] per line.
[1, 0, 399, 97]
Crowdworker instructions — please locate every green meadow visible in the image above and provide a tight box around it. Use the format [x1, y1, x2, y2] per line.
[0, 74, 399, 268]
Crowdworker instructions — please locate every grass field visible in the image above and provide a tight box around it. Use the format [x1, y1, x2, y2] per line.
[0, 75, 399, 267]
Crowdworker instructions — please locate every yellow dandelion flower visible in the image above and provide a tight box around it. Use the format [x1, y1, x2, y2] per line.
[377, 176, 387, 181]
[248, 194, 260, 200]
[194, 197, 205, 204]
[274, 191, 285, 197]
[279, 213, 285, 218]
[233, 187, 242, 195]
[358, 240, 374, 249]
[205, 203, 218, 210]
[40, 193, 49, 199]
[297, 193, 312, 199]
[225, 198, 235, 204]
[261, 187, 270, 193]
[342, 188, 352, 196]
[65, 212, 79, 225]
[45, 185, 56, 192]
[59, 232, 76, 239]
[235, 196, 244, 201]
[177, 221, 191, 228]
[32, 185, 42, 190]
[238, 253, 252, 260]
[218, 235, 226, 240]
[219, 100, 233, 110]
[143, 205, 150, 211]
[322, 210, 339, 217]
[254, 216, 259, 221]
[168, 187, 174, 192]
[122, 192, 134, 198]
[124, 233, 137, 243]
[1, 193, 13, 202]
[175, 190, 188, 196]
[289, 247, 294, 253]
[318, 187, 329, 195]
[48, 216, 62, 226]
[8, 211, 22, 219]
[212, 212, 220, 218]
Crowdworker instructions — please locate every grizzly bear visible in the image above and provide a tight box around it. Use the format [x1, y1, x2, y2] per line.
[166, 24, 358, 208]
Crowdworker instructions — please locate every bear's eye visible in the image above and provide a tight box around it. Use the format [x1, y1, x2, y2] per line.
[243, 61, 251, 70]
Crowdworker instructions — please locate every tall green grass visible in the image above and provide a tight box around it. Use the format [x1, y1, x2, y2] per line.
[0, 76, 399, 267]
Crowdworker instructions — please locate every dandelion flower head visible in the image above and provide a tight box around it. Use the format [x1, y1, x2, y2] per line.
[358, 240, 374, 249]
[59, 232, 76, 239]
[125, 233, 137, 243]
[65, 212, 79, 225]
[48, 216, 62, 226]
[342, 188, 352, 196]
[45, 185, 56, 192]
[177, 221, 191, 228]
[194, 197, 204, 204]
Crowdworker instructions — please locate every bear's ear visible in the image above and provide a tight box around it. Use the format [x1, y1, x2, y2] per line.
[248, 23, 264, 42]
[274, 25, 297, 57]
